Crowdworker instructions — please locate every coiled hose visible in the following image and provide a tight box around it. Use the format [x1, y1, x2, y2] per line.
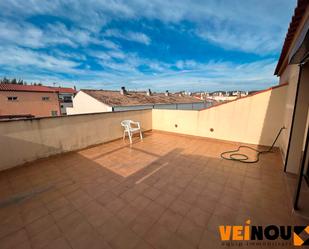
[220, 127, 286, 163]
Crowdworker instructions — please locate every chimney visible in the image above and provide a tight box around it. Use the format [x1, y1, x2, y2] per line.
[165, 90, 169, 96]
[147, 89, 152, 96]
[74, 85, 76, 90]
[120, 86, 126, 95]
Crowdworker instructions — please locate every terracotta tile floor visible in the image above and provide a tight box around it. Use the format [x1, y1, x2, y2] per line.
[0, 131, 308, 249]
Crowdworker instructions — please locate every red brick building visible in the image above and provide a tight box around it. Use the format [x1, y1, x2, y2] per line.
[0, 84, 61, 118]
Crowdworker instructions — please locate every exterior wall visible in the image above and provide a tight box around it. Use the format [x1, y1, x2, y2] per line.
[0, 109, 152, 171]
[0, 91, 60, 117]
[284, 63, 309, 174]
[275, 6, 309, 175]
[60, 102, 73, 115]
[278, 64, 300, 161]
[59, 93, 74, 115]
[153, 85, 287, 146]
[67, 91, 112, 115]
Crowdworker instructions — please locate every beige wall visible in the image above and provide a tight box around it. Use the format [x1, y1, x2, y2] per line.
[0, 109, 152, 171]
[153, 85, 287, 146]
[284, 63, 309, 174]
[0, 91, 60, 117]
[275, 6, 309, 174]
[277, 65, 300, 160]
[67, 91, 112, 115]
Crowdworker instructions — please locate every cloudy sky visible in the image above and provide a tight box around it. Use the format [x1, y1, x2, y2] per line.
[0, 0, 295, 91]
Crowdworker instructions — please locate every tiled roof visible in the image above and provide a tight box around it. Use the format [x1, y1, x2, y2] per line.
[0, 84, 77, 93]
[48, 86, 77, 94]
[274, 0, 309, 75]
[0, 84, 56, 92]
[82, 89, 203, 107]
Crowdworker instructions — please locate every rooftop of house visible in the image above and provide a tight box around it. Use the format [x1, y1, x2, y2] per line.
[0, 83, 56, 93]
[0, 84, 76, 94]
[0, 131, 307, 249]
[82, 89, 203, 107]
[48, 86, 77, 94]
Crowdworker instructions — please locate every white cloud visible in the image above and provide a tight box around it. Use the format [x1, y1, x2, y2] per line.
[0, 46, 80, 74]
[104, 29, 151, 45]
[97, 59, 277, 92]
[125, 59, 278, 91]
[101, 39, 119, 50]
[0, 20, 120, 50]
[0, 38, 278, 92]
[0, 0, 294, 90]
[0, 0, 295, 53]
[0, 21, 44, 48]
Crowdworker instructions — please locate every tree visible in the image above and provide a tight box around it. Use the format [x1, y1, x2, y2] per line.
[1, 77, 10, 84]
[0, 77, 36, 86]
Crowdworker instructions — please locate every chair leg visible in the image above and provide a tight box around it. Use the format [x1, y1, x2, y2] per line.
[128, 132, 132, 144]
[123, 131, 126, 140]
[140, 130, 143, 140]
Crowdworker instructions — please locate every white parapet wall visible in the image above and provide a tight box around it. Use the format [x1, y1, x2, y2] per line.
[0, 84, 288, 171]
[0, 109, 152, 171]
[152, 84, 288, 147]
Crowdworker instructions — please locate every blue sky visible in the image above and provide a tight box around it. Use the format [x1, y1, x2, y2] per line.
[0, 0, 295, 92]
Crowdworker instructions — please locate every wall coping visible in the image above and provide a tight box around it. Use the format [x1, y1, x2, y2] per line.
[0, 108, 151, 123]
[199, 83, 288, 111]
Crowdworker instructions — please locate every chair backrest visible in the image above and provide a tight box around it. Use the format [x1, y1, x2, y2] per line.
[121, 120, 133, 130]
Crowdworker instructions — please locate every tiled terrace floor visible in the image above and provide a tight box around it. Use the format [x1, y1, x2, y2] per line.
[0, 132, 308, 249]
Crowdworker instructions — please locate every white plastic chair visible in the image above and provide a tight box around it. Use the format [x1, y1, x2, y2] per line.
[121, 120, 143, 144]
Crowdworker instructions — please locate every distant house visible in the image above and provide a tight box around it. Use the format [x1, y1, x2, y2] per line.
[205, 90, 248, 102]
[48, 86, 77, 115]
[0, 84, 61, 118]
[67, 87, 206, 115]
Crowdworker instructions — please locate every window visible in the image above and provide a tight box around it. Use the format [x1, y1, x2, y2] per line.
[7, 96, 18, 101]
[42, 96, 50, 101]
[63, 96, 72, 103]
[51, 111, 58, 116]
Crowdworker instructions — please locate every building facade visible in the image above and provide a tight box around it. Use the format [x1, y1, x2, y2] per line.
[274, 0, 309, 176]
[0, 84, 61, 118]
[48, 87, 77, 115]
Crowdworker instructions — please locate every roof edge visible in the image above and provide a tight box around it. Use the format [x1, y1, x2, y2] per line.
[274, 0, 309, 75]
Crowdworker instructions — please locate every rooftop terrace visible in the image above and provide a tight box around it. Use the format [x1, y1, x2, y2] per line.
[0, 132, 308, 249]
[0, 84, 308, 249]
